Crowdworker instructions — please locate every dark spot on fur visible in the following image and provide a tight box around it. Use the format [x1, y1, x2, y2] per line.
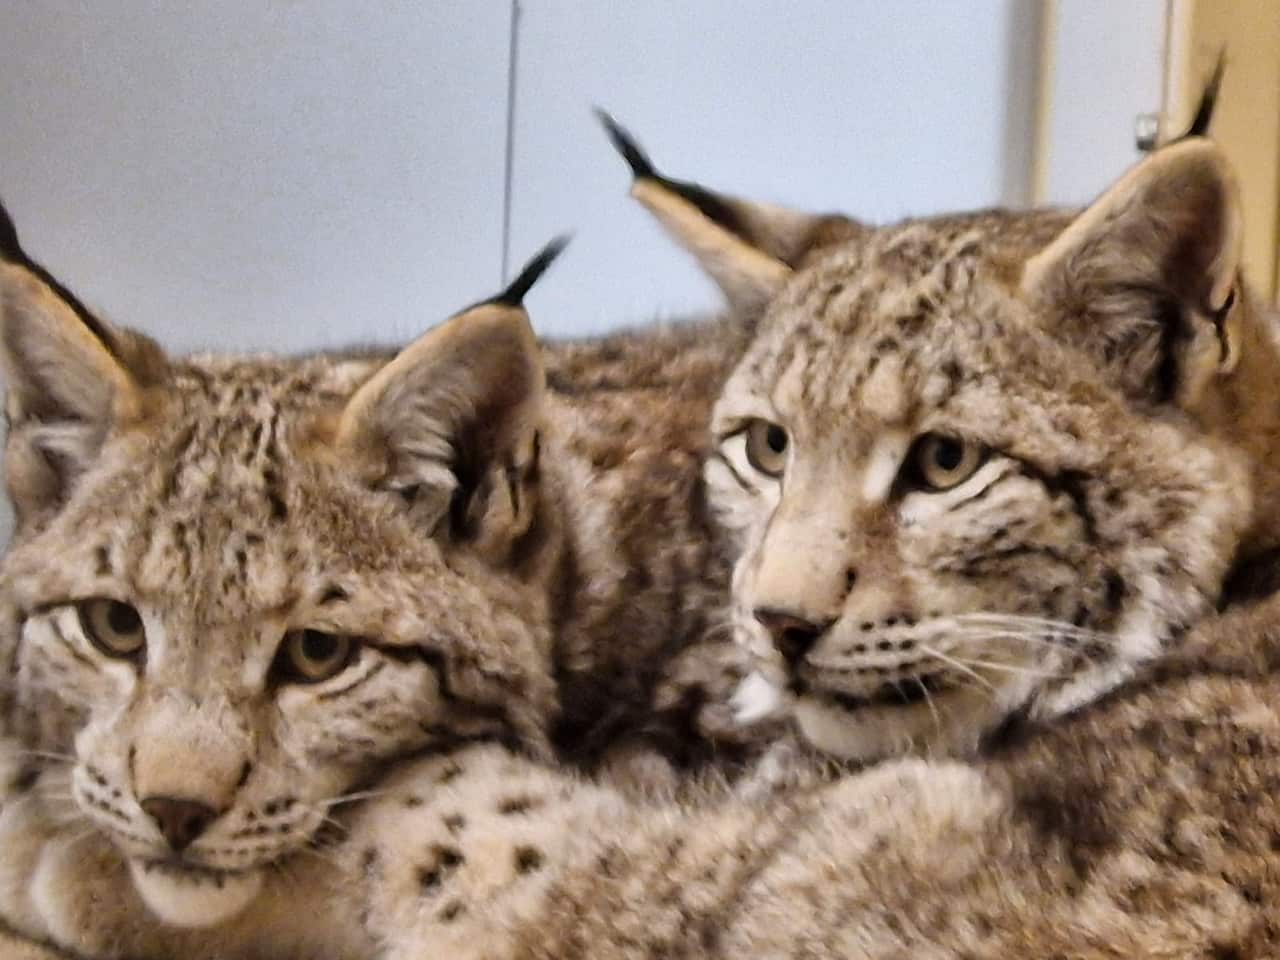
[443, 813, 466, 833]
[1013, 775, 1115, 880]
[438, 900, 465, 923]
[514, 845, 544, 874]
[873, 337, 899, 355]
[236, 761, 253, 789]
[595, 843, 622, 879]
[403, 795, 424, 808]
[438, 764, 462, 784]
[414, 849, 462, 895]
[9, 767, 39, 794]
[319, 586, 349, 605]
[1104, 571, 1126, 615]
[498, 795, 543, 816]
[418, 866, 443, 891]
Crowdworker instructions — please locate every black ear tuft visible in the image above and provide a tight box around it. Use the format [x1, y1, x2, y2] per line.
[0, 195, 114, 350]
[0, 195, 25, 264]
[1175, 50, 1226, 142]
[594, 108, 657, 180]
[595, 110, 750, 241]
[491, 235, 570, 307]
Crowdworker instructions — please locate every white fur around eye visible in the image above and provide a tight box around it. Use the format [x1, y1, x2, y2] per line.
[862, 428, 911, 503]
[720, 432, 775, 487]
[898, 456, 1014, 527]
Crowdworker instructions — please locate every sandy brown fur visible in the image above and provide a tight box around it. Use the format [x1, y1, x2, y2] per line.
[346, 587, 1280, 958]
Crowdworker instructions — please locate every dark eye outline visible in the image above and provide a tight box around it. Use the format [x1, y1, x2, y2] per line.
[903, 433, 989, 493]
[77, 598, 146, 661]
[270, 630, 362, 685]
[742, 419, 790, 478]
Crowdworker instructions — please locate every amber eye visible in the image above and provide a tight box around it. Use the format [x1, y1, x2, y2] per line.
[913, 434, 987, 491]
[273, 630, 358, 684]
[78, 599, 146, 659]
[743, 419, 789, 477]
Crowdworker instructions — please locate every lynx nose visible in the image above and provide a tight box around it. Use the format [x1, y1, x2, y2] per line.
[754, 608, 834, 666]
[141, 796, 219, 852]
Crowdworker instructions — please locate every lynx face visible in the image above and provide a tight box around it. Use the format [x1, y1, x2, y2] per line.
[0, 242, 561, 929]
[708, 225, 1247, 760]
[604, 120, 1256, 762]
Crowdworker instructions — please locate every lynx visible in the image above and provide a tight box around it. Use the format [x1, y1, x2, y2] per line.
[601, 90, 1274, 768]
[0, 199, 755, 956]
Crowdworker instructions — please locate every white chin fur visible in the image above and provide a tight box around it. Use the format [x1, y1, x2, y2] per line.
[793, 697, 981, 762]
[129, 859, 262, 928]
[731, 670, 786, 724]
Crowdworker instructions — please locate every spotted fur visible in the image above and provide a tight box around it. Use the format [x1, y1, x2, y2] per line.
[343, 586, 1280, 957]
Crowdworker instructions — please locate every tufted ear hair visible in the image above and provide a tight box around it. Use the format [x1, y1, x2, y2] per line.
[334, 239, 566, 564]
[1021, 140, 1242, 409]
[597, 110, 862, 318]
[0, 198, 166, 531]
[1166, 50, 1225, 144]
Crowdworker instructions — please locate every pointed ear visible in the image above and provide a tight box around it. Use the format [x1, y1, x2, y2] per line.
[0, 204, 159, 527]
[597, 110, 861, 317]
[334, 242, 563, 564]
[1021, 140, 1242, 407]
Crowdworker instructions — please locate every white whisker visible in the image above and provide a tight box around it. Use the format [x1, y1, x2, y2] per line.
[919, 645, 997, 695]
[946, 656, 1071, 679]
[323, 789, 388, 808]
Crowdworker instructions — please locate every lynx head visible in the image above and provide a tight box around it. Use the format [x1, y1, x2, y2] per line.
[618, 129, 1254, 762]
[0, 221, 567, 928]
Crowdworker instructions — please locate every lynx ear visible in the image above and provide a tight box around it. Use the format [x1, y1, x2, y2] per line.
[0, 199, 154, 526]
[335, 240, 564, 563]
[597, 110, 861, 317]
[1021, 140, 1242, 407]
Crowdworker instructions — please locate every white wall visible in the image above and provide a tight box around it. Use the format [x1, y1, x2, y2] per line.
[512, 0, 1036, 334]
[1040, 0, 1167, 205]
[1, 1, 1039, 348]
[0, 1, 511, 355]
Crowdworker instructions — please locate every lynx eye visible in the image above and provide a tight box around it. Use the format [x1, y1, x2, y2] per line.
[743, 419, 789, 477]
[78, 599, 146, 659]
[273, 630, 358, 684]
[912, 433, 987, 491]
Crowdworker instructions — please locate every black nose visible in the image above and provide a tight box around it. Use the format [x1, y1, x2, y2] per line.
[141, 796, 219, 852]
[754, 608, 834, 666]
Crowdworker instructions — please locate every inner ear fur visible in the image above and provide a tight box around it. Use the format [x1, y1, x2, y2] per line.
[334, 302, 546, 559]
[0, 258, 161, 528]
[1021, 140, 1243, 407]
[598, 110, 862, 317]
